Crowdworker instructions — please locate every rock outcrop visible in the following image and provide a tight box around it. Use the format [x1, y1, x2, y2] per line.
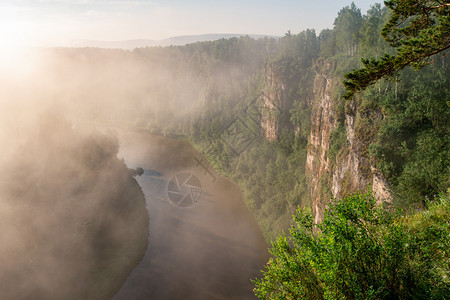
[258, 58, 391, 224]
[306, 59, 390, 224]
[260, 63, 292, 141]
[305, 59, 338, 224]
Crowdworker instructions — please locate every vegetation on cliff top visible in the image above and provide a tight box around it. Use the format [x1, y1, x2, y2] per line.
[253, 190, 450, 299]
[344, 0, 450, 99]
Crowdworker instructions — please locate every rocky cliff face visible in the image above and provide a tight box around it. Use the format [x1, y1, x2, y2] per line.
[259, 59, 390, 224]
[305, 59, 390, 224]
[260, 93, 279, 142]
[260, 64, 291, 141]
[305, 59, 338, 223]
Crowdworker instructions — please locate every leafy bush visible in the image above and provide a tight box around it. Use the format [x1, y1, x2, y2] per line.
[253, 190, 450, 299]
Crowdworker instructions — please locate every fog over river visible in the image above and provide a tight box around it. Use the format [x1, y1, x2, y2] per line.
[112, 129, 269, 299]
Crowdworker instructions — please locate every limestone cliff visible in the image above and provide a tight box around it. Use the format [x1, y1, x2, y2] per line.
[305, 59, 338, 223]
[305, 59, 390, 224]
[260, 63, 292, 141]
[258, 58, 390, 224]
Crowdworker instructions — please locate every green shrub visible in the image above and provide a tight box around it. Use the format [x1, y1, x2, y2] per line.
[254, 190, 450, 299]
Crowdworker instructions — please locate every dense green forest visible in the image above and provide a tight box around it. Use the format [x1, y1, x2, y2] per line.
[44, 1, 448, 242]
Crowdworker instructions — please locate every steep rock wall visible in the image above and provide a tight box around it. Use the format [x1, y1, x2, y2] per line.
[260, 64, 291, 141]
[306, 59, 338, 224]
[257, 58, 390, 224]
[306, 59, 390, 224]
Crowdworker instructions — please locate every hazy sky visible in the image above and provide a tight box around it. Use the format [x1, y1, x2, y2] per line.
[1, 0, 379, 45]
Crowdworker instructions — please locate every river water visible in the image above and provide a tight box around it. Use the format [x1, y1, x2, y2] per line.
[112, 130, 269, 299]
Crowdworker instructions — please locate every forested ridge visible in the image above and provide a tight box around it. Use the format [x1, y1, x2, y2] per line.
[46, 1, 448, 241]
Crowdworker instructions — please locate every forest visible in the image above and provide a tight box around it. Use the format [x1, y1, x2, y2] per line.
[1, 0, 447, 298]
[42, 1, 448, 240]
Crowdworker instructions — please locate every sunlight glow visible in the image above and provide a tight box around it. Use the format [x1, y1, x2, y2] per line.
[0, 18, 39, 74]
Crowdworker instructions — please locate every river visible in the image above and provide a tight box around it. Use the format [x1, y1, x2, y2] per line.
[111, 130, 269, 299]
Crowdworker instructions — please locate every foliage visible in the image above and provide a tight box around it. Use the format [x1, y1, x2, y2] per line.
[359, 4, 390, 59]
[327, 124, 347, 164]
[334, 2, 363, 56]
[367, 61, 449, 208]
[344, 0, 450, 99]
[253, 190, 450, 299]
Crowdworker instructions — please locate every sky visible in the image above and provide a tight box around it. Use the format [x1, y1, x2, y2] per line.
[0, 0, 379, 46]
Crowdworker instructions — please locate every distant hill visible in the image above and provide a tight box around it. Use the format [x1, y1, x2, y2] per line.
[159, 34, 277, 46]
[54, 34, 279, 49]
